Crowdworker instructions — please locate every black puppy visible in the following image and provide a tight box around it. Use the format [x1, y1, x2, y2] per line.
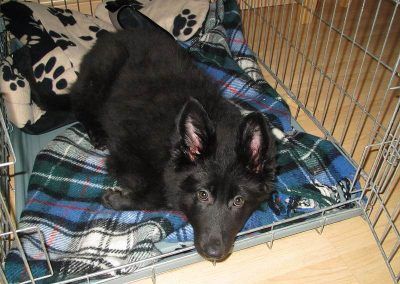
[71, 27, 276, 262]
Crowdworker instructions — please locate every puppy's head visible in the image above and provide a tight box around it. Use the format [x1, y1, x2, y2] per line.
[171, 98, 276, 262]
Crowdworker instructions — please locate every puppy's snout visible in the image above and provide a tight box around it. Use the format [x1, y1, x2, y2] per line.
[203, 238, 223, 260]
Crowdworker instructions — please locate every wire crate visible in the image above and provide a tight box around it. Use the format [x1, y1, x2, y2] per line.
[239, 0, 399, 281]
[0, 0, 399, 283]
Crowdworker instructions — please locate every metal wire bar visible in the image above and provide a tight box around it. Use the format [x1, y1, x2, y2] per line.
[252, 13, 393, 280]
[364, 207, 399, 283]
[241, 0, 399, 282]
[262, 1, 272, 64]
[361, 112, 399, 229]
[288, 5, 304, 93]
[362, 145, 399, 276]
[273, 1, 289, 90]
[244, 2, 389, 137]
[374, 126, 400, 193]
[384, 201, 400, 258]
[349, 3, 399, 156]
[369, 163, 399, 227]
[256, 4, 267, 59]
[310, 0, 349, 118]
[367, 131, 399, 233]
[313, 0, 352, 125]
[48, 196, 360, 284]
[350, 141, 388, 195]
[338, 0, 383, 145]
[363, 143, 399, 219]
[269, 0, 280, 70]
[88, 0, 93, 17]
[388, 240, 399, 263]
[374, 150, 399, 200]
[296, 0, 399, 76]
[280, 3, 296, 85]
[295, 0, 326, 117]
[368, 124, 400, 195]
[0, 194, 35, 283]
[364, 52, 400, 157]
[303, 0, 338, 114]
[243, 1, 251, 43]
[75, 0, 80, 12]
[370, 199, 400, 276]
[19, 232, 53, 283]
[322, 0, 366, 131]
[250, 0, 260, 54]
[0, 108, 15, 168]
[295, 0, 320, 118]
[0, 266, 8, 284]
[262, 58, 373, 173]
[327, 2, 369, 141]
[56, 246, 197, 284]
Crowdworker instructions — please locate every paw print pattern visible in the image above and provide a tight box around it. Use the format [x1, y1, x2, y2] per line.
[34, 56, 68, 92]
[79, 26, 108, 41]
[19, 34, 41, 47]
[1, 64, 26, 91]
[18, 18, 44, 46]
[48, 30, 77, 50]
[47, 7, 77, 26]
[173, 9, 197, 37]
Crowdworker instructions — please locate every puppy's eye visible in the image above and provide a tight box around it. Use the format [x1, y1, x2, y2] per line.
[233, 196, 244, 207]
[197, 190, 209, 202]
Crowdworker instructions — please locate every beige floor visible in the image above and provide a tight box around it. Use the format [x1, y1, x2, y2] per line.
[134, 217, 392, 284]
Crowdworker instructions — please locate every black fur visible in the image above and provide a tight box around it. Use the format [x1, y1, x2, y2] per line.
[71, 27, 276, 261]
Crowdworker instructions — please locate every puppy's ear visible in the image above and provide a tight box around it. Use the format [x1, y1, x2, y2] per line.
[178, 98, 215, 162]
[236, 112, 275, 175]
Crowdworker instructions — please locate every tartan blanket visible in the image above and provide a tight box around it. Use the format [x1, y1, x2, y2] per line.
[5, 0, 357, 282]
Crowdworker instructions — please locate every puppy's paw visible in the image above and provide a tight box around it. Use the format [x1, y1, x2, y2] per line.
[87, 129, 107, 150]
[101, 188, 134, 210]
[93, 140, 107, 151]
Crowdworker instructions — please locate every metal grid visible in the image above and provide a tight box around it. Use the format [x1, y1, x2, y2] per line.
[239, 0, 400, 282]
[0, 0, 398, 282]
[0, 16, 53, 283]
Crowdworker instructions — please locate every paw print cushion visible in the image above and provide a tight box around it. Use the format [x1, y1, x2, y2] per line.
[0, 56, 45, 129]
[31, 48, 76, 97]
[0, 1, 115, 133]
[103, 0, 209, 41]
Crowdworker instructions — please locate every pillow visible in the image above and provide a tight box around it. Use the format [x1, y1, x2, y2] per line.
[0, 2, 114, 134]
[102, 0, 209, 41]
[0, 0, 209, 134]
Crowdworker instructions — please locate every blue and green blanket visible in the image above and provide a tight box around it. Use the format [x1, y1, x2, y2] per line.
[5, 0, 357, 282]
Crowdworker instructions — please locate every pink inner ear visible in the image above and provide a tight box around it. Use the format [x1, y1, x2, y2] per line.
[250, 128, 262, 160]
[186, 117, 202, 161]
[249, 128, 263, 172]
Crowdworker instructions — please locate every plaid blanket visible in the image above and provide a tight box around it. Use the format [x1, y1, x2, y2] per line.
[5, 0, 357, 282]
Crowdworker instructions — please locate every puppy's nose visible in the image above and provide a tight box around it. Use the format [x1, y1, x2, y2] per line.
[204, 239, 223, 260]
